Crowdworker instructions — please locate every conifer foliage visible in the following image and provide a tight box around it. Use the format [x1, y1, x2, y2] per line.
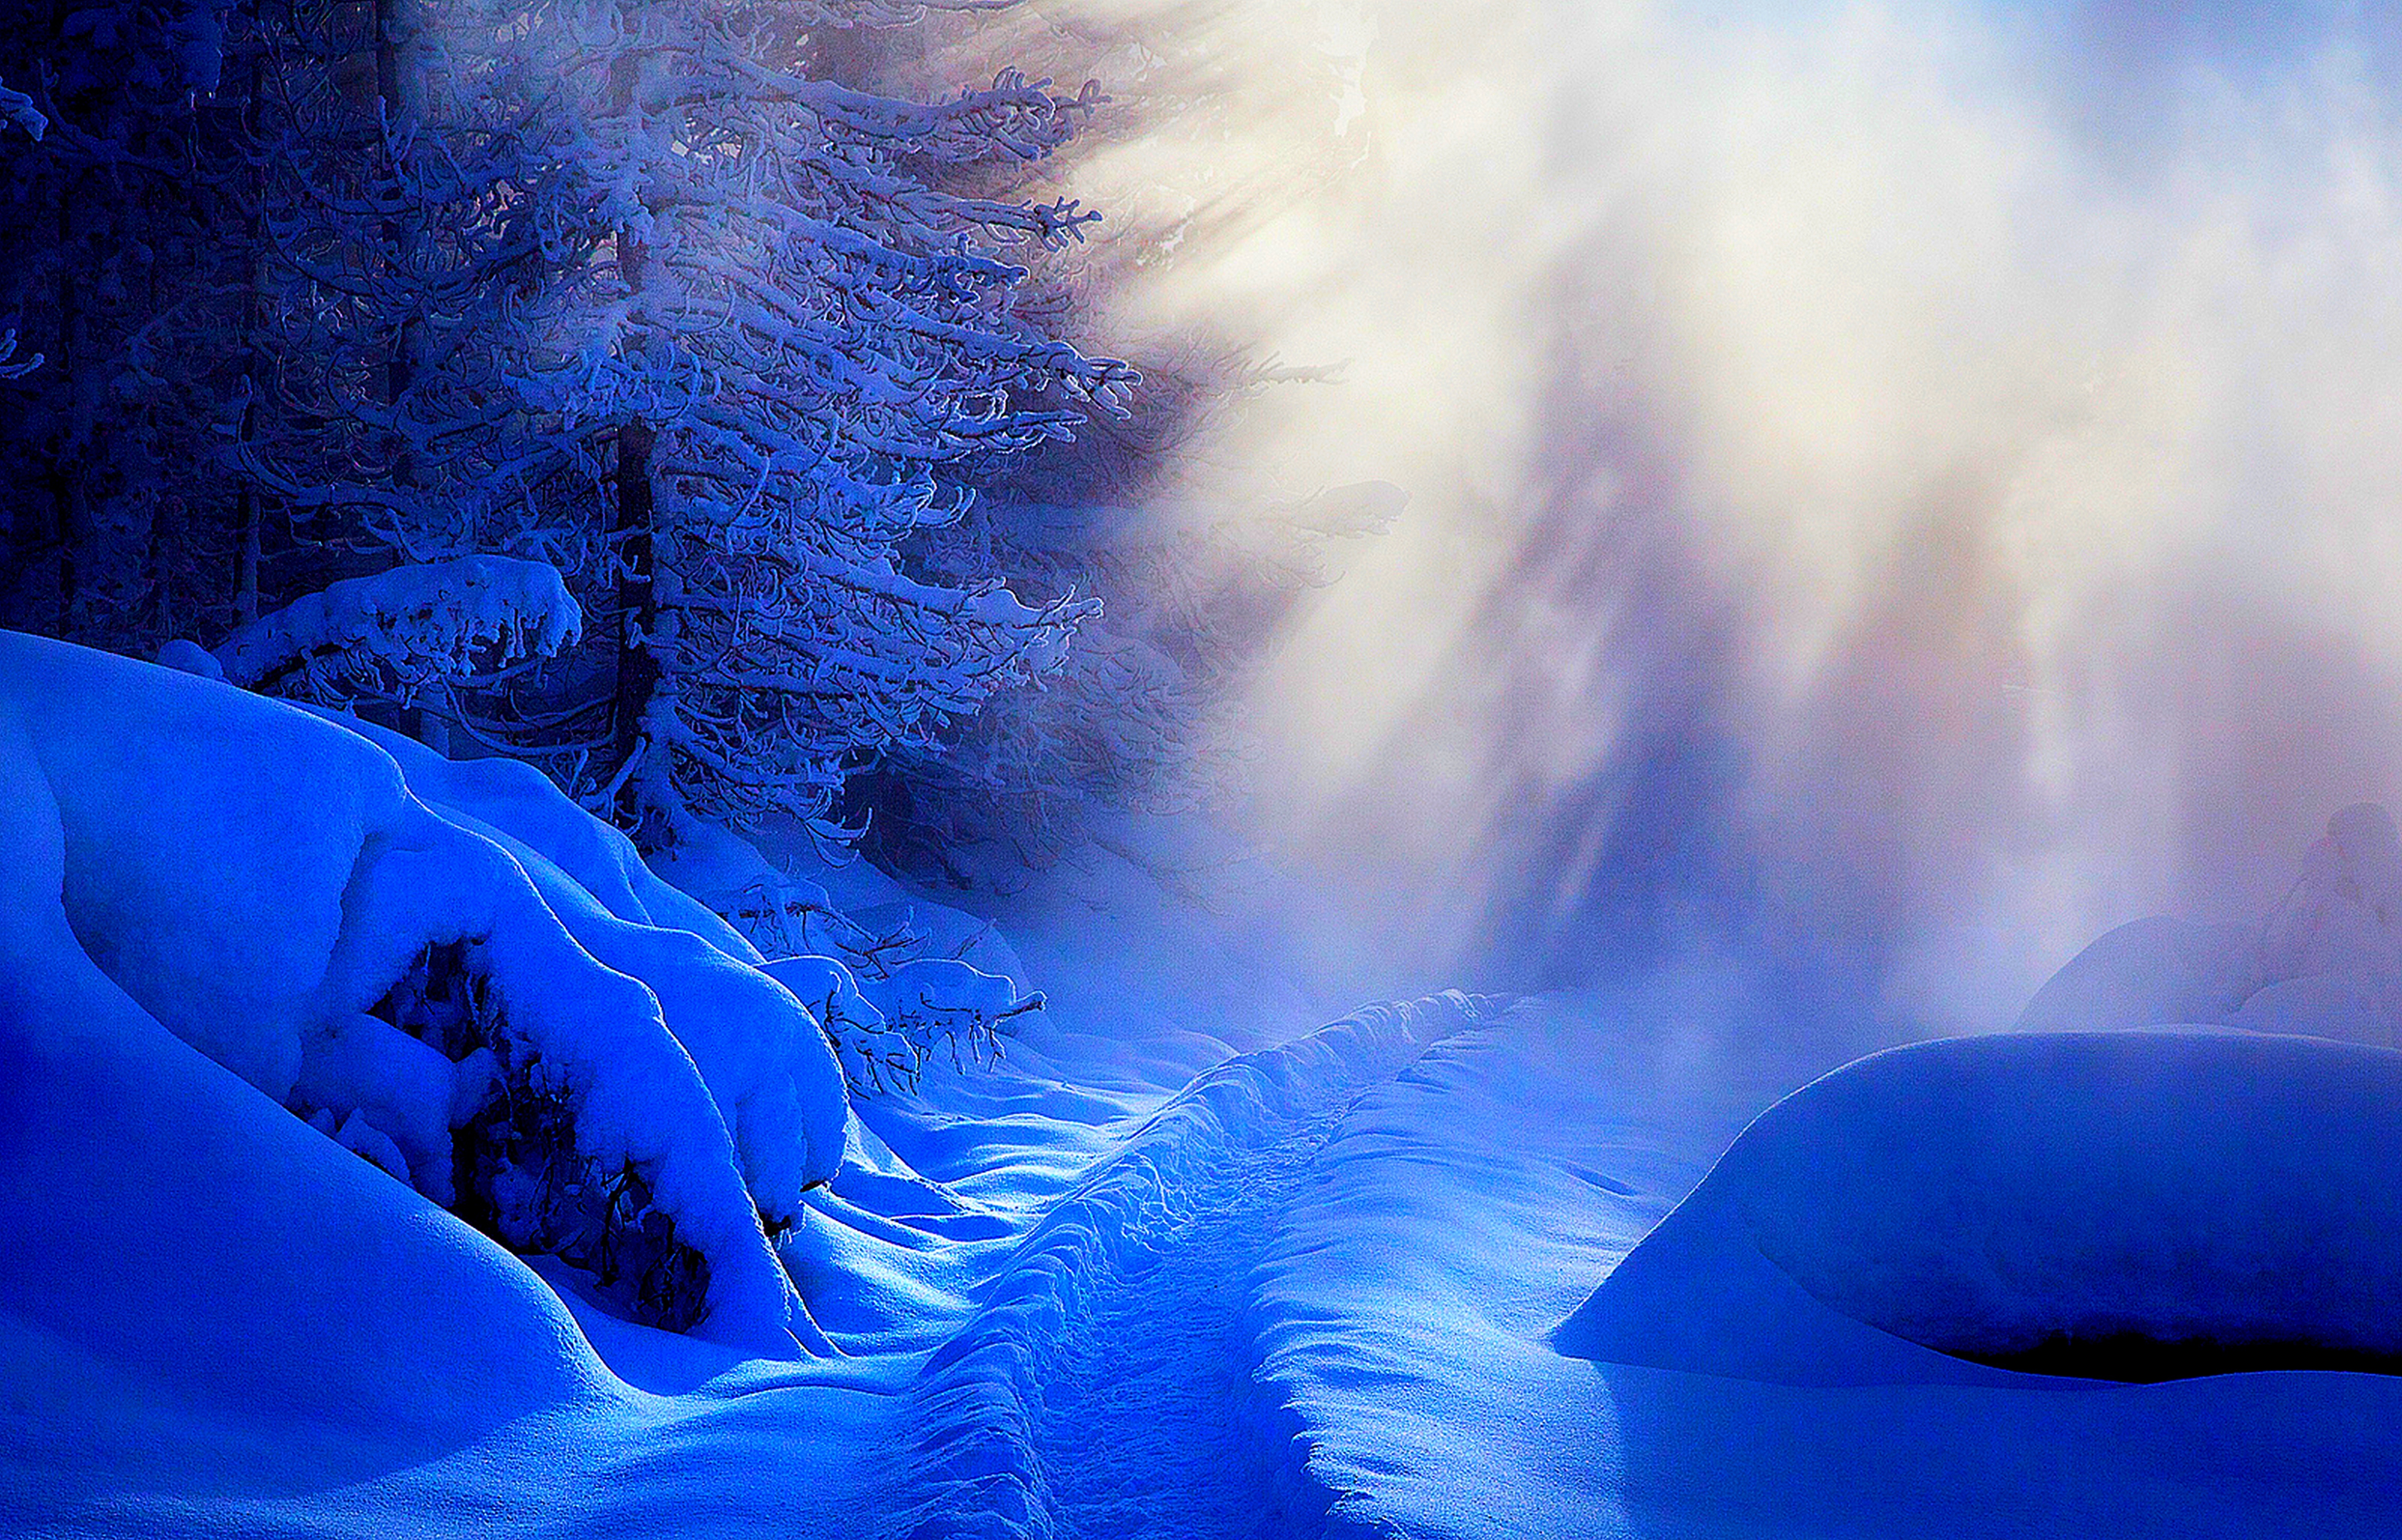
[0, 0, 1132, 846]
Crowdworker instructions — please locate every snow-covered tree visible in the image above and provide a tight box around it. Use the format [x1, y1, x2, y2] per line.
[202, 0, 1135, 850]
[537, 2, 1134, 847]
[811, 11, 1392, 888]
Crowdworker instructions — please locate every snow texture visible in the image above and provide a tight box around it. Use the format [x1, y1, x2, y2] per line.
[895, 991, 1488, 1540]
[0, 632, 843, 1352]
[1558, 1028, 2402, 1384]
[1259, 1001, 2402, 1540]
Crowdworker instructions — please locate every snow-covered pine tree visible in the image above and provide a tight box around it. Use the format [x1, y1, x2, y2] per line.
[548, 0, 1135, 848]
[215, 0, 1133, 850]
[819, 9, 1394, 887]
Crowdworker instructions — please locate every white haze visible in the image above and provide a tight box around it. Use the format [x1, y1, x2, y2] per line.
[945, 0, 2402, 1038]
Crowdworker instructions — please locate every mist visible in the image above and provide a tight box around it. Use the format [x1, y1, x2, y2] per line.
[950, 0, 2402, 1041]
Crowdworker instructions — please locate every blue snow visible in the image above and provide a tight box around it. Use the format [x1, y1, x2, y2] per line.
[7, 638, 2402, 1537]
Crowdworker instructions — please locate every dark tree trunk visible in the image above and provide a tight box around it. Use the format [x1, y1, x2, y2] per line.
[610, 417, 658, 812]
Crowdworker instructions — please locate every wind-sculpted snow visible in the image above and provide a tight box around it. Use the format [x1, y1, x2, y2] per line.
[0, 632, 846, 1354]
[894, 992, 1487, 1540]
[1559, 1029, 2402, 1385]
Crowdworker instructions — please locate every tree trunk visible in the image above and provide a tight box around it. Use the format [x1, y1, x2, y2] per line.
[607, 35, 657, 820]
[610, 417, 659, 810]
[49, 180, 83, 640]
[233, 5, 264, 627]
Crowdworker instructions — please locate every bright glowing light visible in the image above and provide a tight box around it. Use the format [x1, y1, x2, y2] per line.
[945, 1, 2402, 1034]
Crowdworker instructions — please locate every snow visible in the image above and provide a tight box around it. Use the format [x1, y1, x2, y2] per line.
[11, 633, 2402, 1537]
[1560, 1028, 2402, 1384]
[1256, 1004, 2402, 1540]
[2020, 802, 2402, 1045]
[207, 555, 581, 695]
[0, 681, 623, 1466]
[0, 633, 842, 1354]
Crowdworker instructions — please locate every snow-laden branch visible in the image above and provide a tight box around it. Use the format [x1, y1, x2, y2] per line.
[212, 555, 581, 695]
[0, 78, 44, 140]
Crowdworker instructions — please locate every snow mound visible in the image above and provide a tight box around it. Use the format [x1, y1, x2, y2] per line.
[1558, 1029, 2402, 1385]
[0, 677, 622, 1461]
[0, 632, 848, 1353]
[2021, 803, 2402, 1044]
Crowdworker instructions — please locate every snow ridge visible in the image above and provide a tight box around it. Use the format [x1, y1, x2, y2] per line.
[891, 992, 1490, 1540]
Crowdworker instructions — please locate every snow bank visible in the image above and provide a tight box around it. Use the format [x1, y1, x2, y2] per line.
[2021, 803, 2402, 1044]
[1558, 1029, 2402, 1385]
[0, 631, 849, 1353]
[0, 685, 621, 1459]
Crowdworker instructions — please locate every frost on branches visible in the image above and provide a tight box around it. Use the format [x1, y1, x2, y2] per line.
[211, 0, 1134, 847]
[764, 951, 1044, 1094]
[3, 633, 851, 1353]
[566, 6, 1135, 844]
[203, 556, 582, 703]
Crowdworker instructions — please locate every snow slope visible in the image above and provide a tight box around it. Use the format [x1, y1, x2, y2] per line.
[0, 667, 626, 1514]
[0, 632, 844, 1351]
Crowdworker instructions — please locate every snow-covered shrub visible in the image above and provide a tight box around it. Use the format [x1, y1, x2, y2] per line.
[628, 806, 1050, 1093]
[861, 956, 1047, 1074]
[0, 695, 616, 1444]
[762, 954, 904, 1092]
[765, 952, 1043, 1093]
[0, 631, 846, 1352]
[2020, 802, 2402, 1045]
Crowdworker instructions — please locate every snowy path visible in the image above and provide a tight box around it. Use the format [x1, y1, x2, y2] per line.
[892, 995, 1486, 1540]
[1032, 1106, 1344, 1540]
[23, 983, 2402, 1540]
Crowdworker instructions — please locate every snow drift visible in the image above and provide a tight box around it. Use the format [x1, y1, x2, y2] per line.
[2021, 803, 2402, 1045]
[1558, 1029, 2402, 1386]
[0, 673, 621, 1465]
[0, 631, 849, 1355]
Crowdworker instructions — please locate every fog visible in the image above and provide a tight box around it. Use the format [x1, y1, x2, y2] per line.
[947, 0, 2402, 1041]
